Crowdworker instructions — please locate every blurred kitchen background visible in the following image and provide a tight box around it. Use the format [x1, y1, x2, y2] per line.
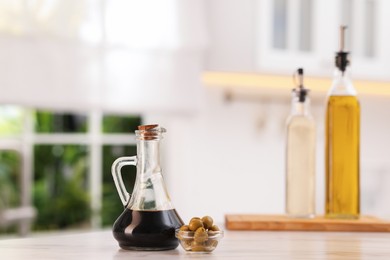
[1, 0, 390, 237]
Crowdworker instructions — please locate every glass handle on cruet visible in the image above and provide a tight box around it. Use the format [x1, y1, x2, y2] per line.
[111, 156, 137, 207]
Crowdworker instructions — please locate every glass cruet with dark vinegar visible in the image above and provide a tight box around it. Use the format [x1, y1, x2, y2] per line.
[111, 124, 183, 250]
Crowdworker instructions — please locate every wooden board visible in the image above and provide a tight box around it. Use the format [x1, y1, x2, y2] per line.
[225, 214, 390, 232]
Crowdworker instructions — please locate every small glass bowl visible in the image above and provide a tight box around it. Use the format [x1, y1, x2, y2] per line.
[175, 229, 224, 253]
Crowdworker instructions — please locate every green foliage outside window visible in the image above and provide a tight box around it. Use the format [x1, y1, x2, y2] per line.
[35, 111, 87, 133]
[0, 152, 20, 210]
[33, 145, 90, 230]
[0, 106, 24, 135]
[103, 114, 141, 133]
[0, 151, 21, 234]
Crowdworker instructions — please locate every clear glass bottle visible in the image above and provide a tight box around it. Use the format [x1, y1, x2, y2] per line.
[326, 26, 360, 219]
[111, 124, 184, 250]
[285, 68, 316, 218]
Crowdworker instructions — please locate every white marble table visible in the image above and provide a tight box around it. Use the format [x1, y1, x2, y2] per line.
[1, 229, 390, 259]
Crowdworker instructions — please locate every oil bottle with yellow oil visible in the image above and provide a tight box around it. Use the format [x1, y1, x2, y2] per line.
[325, 26, 360, 219]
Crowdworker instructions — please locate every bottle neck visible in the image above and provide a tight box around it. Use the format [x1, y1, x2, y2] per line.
[329, 68, 357, 96]
[334, 68, 351, 80]
[290, 95, 311, 116]
[137, 139, 161, 176]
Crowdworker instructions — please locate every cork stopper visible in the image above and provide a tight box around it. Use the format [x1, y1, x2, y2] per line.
[138, 124, 159, 131]
[136, 124, 166, 140]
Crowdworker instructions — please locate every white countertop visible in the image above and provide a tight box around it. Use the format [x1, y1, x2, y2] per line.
[1, 229, 390, 259]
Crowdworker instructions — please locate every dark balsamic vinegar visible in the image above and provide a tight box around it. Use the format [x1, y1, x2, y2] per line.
[112, 208, 184, 250]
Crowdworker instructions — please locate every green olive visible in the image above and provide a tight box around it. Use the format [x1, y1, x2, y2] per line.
[201, 216, 213, 230]
[191, 244, 206, 252]
[210, 225, 220, 231]
[194, 227, 208, 243]
[207, 240, 218, 247]
[179, 225, 190, 231]
[192, 240, 206, 251]
[190, 217, 201, 223]
[189, 219, 203, 231]
[182, 239, 192, 249]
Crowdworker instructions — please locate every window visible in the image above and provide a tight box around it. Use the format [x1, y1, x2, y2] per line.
[341, 0, 377, 58]
[299, 0, 312, 51]
[341, 0, 353, 51]
[273, 0, 288, 49]
[364, 0, 376, 57]
[272, 0, 313, 51]
[0, 107, 142, 234]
